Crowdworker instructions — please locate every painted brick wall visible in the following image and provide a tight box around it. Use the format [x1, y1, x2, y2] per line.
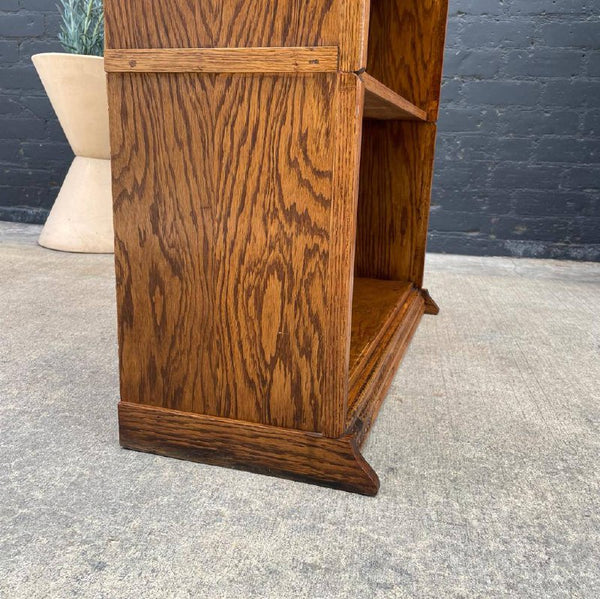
[1, 0, 599, 260]
[0, 0, 67, 224]
[429, 0, 600, 260]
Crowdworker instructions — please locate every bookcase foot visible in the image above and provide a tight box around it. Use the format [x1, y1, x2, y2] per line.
[118, 402, 380, 496]
[421, 289, 440, 315]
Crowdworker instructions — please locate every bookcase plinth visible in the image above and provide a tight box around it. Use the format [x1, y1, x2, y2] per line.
[118, 401, 380, 495]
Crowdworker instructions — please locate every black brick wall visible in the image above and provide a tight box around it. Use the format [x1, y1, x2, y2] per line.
[0, 0, 66, 224]
[1, 0, 599, 260]
[430, 0, 600, 260]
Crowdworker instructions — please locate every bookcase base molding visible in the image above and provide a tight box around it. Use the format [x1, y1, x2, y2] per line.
[118, 287, 433, 496]
[119, 402, 379, 495]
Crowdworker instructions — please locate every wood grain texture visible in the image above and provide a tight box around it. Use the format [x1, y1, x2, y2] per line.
[355, 121, 438, 287]
[348, 290, 425, 444]
[322, 72, 364, 437]
[349, 278, 412, 386]
[104, 0, 373, 72]
[339, 0, 371, 71]
[119, 401, 380, 495]
[367, 0, 449, 119]
[109, 72, 337, 432]
[105, 47, 339, 73]
[361, 72, 427, 121]
[105, 0, 341, 51]
[106, 0, 448, 494]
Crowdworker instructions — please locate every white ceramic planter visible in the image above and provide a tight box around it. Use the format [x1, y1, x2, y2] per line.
[32, 53, 113, 253]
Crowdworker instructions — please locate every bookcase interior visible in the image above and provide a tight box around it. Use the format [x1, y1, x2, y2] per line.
[366, 0, 447, 120]
[347, 0, 449, 429]
[348, 117, 429, 428]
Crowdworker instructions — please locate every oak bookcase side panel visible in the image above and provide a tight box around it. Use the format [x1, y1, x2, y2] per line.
[104, 0, 341, 50]
[367, 0, 449, 119]
[108, 71, 340, 434]
[354, 121, 437, 287]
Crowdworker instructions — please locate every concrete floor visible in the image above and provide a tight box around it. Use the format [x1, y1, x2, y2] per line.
[1, 221, 599, 599]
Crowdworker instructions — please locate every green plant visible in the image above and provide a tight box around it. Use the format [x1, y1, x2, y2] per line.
[57, 0, 104, 56]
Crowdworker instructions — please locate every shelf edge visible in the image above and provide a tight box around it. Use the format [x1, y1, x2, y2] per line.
[361, 72, 427, 121]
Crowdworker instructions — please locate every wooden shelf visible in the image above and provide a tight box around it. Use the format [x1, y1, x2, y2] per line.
[347, 278, 425, 439]
[361, 73, 427, 121]
[349, 278, 412, 381]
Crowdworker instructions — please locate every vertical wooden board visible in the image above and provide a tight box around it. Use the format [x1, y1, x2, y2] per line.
[338, 0, 371, 72]
[105, 0, 340, 50]
[408, 124, 438, 287]
[367, 0, 449, 118]
[354, 121, 437, 287]
[323, 72, 364, 437]
[109, 72, 337, 433]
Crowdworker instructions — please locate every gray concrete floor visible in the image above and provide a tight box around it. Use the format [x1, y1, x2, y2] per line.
[1, 221, 599, 599]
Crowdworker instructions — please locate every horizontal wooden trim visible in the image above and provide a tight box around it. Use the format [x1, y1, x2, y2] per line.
[361, 72, 427, 121]
[105, 46, 339, 73]
[118, 401, 379, 495]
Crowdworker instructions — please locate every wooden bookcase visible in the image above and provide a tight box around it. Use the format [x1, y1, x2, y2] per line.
[104, 0, 448, 495]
